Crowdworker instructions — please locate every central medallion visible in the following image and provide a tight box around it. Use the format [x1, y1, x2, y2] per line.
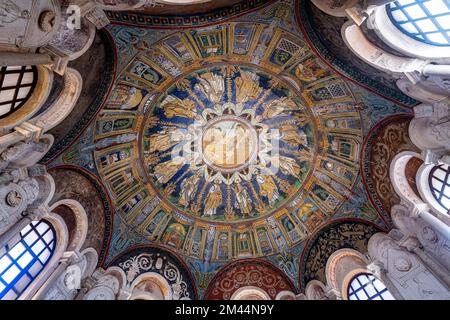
[141, 64, 316, 223]
[201, 115, 258, 173]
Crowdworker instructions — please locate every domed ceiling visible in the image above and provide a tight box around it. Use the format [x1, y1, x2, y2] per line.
[142, 63, 317, 224]
[46, 0, 415, 294]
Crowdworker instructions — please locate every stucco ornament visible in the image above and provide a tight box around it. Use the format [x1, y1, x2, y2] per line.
[0, 0, 30, 27]
[38, 10, 56, 32]
[394, 256, 412, 272]
[5, 190, 22, 207]
[119, 253, 191, 299]
[18, 178, 40, 205]
[420, 226, 438, 244]
[64, 265, 82, 291]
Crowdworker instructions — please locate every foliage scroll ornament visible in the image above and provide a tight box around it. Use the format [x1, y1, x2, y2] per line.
[119, 253, 191, 299]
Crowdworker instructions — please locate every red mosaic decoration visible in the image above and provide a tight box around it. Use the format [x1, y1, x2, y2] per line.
[203, 259, 296, 300]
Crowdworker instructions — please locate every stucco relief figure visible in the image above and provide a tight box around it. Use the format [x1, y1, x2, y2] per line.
[431, 121, 450, 144]
[308, 283, 326, 300]
[204, 182, 222, 216]
[0, 0, 29, 27]
[0, 141, 46, 170]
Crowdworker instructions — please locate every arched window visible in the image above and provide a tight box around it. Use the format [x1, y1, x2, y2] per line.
[429, 164, 450, 213]
[347, 273, 394, 300]
[0, 66, 38, 119]
[0, 220, 56, 300]
[387, 0, 450, 46]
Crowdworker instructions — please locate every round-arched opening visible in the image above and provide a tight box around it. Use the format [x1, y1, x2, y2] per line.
[417, 163, 450, 217]
[0, 66, 38, 119]
[325, 248, 368, 295]
[0, 65, 52, 129]
[131, 279, 165, 300]
[389, 151, 424, 208]
[50, 199, 89, 252]
[129, 272, 172, 300]
[387, 0, 450, 47]
[370, 3, 450, 59]
[230, 286, 271, 300]
[0, 220, 56, 300]
[429, 164, 450, 214]
[346, 273, 394, 300]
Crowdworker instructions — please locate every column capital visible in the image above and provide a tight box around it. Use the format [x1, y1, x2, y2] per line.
[70, 0, 110, 29]
[422, 149, 442, 165]
[38, 46, 70, 76]
[438, 154, 450, 166]
[14, 122, 43, 143]
[26, 204, 51, 221]
[411, 203, 430, 218]
[83, 6, 110, 29]
[117, 288, 132, 300]
[367, 260, 386, 275]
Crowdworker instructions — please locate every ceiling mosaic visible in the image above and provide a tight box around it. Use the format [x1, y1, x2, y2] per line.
[141, 64, 316, 223]
[46, 0, 416, 292]
[92, 21, 366, 264]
